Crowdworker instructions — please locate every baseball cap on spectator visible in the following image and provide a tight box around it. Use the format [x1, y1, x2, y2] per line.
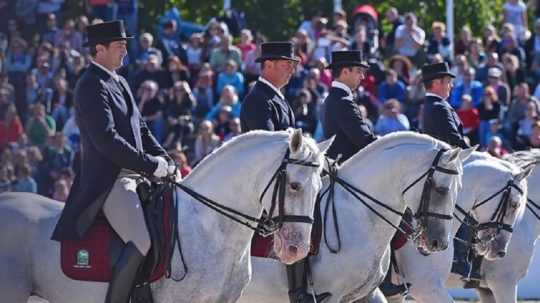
[488, 67, 502, 79]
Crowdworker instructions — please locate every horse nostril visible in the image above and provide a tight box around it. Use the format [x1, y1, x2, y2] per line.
[497, 251, 506, 258]
[288, 245, 298, 256]
[431, 239, 439, 249]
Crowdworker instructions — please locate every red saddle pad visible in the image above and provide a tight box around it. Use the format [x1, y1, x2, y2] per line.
[60, 189, 174, 283]
[391, 215, 415, 250]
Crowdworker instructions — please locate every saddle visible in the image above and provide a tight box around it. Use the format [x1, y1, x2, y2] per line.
[60, 180, 176, 285]
[251, 199, 323, 258]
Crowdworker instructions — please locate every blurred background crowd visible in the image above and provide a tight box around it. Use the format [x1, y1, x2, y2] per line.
[1, 0, 540, 199]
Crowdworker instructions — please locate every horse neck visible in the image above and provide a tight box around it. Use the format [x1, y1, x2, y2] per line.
[524, 169, 540, 239]
[328, 147, 410, 250]
[177, 137, 286, 250]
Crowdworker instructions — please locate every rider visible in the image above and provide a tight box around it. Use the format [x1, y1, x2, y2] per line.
[240, 41, 331, 303]
[51, 20, 176, 303]
[322, 50, 377, 164]
[420, 62, 479, 283]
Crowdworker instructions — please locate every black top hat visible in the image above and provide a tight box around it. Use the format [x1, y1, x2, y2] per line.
[83, 20, 133, 47]
[421, 62, 455, 83]
[327, 50, 369, 69]
[255, 42, 300, 63]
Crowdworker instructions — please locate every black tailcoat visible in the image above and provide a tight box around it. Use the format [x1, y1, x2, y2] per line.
[422, 94, 470, 148]
[240, 80, 295, 132]
[322, 86, 376, 163]
[51, 63, 169, 241]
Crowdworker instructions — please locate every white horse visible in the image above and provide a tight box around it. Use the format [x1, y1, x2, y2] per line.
[238, 131, 475, 303]
[446, 150, 540, 303]
[0, 129, 334, 303]
[375, 152, 533, 303]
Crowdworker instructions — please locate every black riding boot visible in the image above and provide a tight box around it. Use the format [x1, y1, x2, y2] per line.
[105, 242, 145, 303]
[287, 258, 331, 303]
[379, 265, 408, 297]
[452, 224, 481, 281]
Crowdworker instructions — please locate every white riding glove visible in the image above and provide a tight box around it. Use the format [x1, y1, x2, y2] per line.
[153, 156, 169, 178]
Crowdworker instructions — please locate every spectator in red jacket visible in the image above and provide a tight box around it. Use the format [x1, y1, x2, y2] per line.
[0, 104, 24, 151]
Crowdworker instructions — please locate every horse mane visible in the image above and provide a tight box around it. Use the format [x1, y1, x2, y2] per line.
[468, 151, 521, 175]
[343, 131, 450, 165]
[190, 129, 322, 175]
[193, 130, 290, 169]
[504, 149, 540, 168]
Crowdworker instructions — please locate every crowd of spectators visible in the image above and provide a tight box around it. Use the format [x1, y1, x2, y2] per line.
[1, 0, 540, 198]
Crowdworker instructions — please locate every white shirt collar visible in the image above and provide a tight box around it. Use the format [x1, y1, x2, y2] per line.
[331, 81, 353, 98]
[258, 76, 284, 100]
[425, 92, 444, 100]
[91, 60, 120, 82]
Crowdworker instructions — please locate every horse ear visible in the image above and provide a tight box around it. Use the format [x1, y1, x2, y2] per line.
[317, 135, 335, 155]
[515, 162, 536, 181]
[458, 146, 477, 162]
[445, 147, 461, 163]
[290, 128, 303, 153]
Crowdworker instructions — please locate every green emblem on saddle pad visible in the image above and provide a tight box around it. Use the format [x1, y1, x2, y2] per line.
[75, 249, 90, 268]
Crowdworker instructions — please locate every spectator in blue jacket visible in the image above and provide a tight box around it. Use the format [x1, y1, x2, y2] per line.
[216, 59, 245, 97]
[377, 69, 407, 104]
[450, 67, 484, 108]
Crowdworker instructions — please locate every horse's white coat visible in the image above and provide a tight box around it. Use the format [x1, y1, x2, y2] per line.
[0, 130, 332, 303]
[239, 132, 474, 303]
[380, 152, 532, 303]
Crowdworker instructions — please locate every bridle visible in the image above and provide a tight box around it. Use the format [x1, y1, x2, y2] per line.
[454, 179, 523, 247]
[320, 148, 459, 253]
[172, 147, 320, 237]
[402, 148, 459, 226]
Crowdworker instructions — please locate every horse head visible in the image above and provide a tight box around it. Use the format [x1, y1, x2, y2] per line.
[404, 145, 475, 254]
[471, 158, 534, 260]
[268, 129, 334, 264]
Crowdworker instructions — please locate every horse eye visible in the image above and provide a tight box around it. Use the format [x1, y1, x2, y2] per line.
[435, 186, 449, 195]
[290, 182, 302, 191]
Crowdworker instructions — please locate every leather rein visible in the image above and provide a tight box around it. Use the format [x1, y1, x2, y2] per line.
[453, 179, 523, 248]
[319, 148, 459, 253]
[171, 148, 320, 237]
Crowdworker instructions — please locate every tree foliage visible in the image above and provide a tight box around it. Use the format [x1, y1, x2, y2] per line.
[137, 0, 509, 39]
